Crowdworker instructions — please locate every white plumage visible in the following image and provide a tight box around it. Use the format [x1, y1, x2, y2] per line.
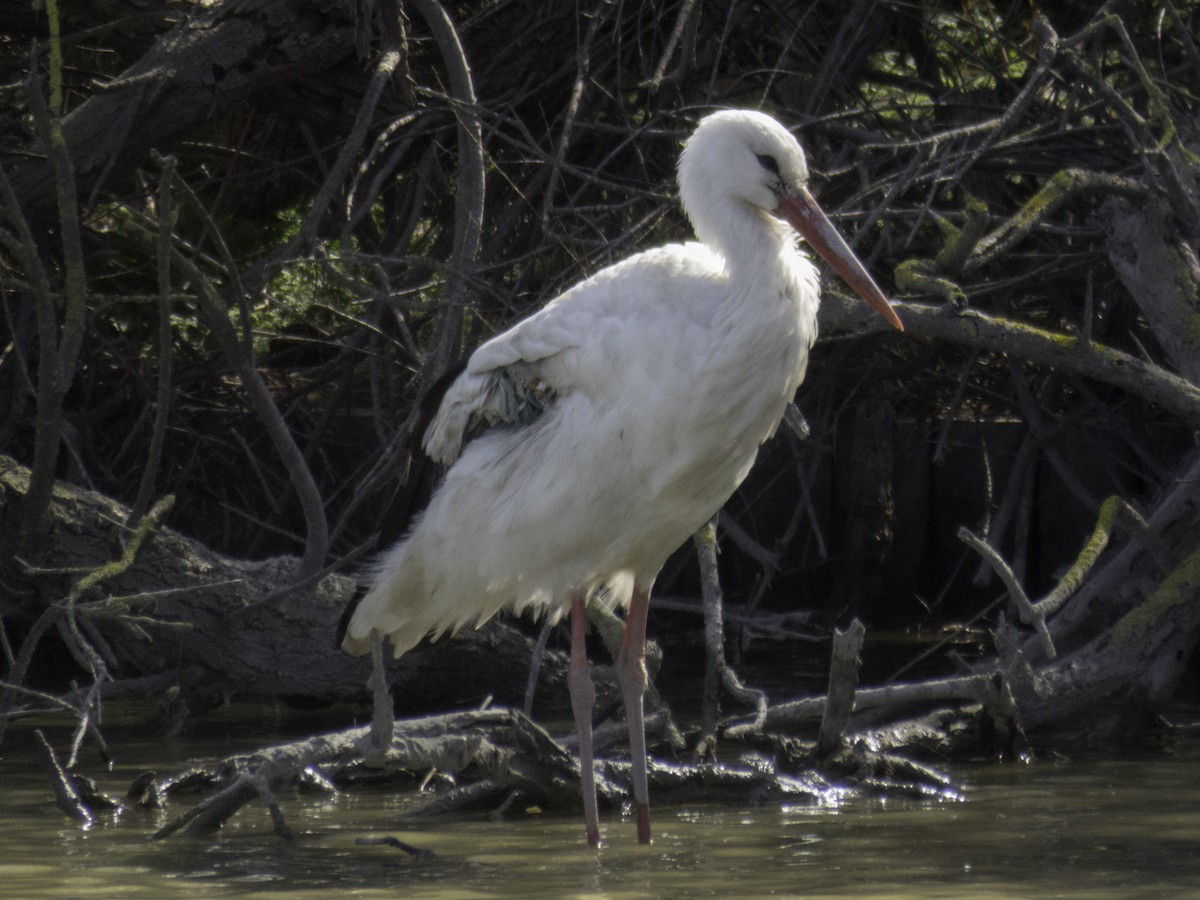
[341, 109, 902, 845]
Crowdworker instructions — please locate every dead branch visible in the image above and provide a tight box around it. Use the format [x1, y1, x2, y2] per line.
[408, 0, 485, 383]
[14, 48, 89, 535]
[820, 299, 1200, 430]
[35, 729, 93, 826]
[816, 620, 866, 756]
[126, 158, 177, 530]
[150, 708, 612, 839]
[751, 673, 994, 732]
[693, 518, 766, 755]
[957, 527, 1056, 659]
[136, 703, 955, 841]
[965, 169, 1145, 273]
[161, 172, 330, 580]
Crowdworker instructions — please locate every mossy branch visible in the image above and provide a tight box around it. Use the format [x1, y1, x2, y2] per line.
[893, 171, 1141, 306]
[61, 495, 176, 599]
[894, 258, 966, 306]
[966, 169, 1144, 273]
[1033, 496, 1152, 619]
[934, 195, 990, 275]
[822, 301, 1200, 430]
[1108, 539, 1200, 649]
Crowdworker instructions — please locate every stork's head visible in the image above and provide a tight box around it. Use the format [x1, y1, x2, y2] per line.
[679, 109, 811, 216]
[679, 110, 903, 331]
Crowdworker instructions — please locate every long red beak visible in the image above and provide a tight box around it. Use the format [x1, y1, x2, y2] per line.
[776, 187, 903, 331]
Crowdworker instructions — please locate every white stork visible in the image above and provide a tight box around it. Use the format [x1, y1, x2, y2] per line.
[341, 109, 903, 846]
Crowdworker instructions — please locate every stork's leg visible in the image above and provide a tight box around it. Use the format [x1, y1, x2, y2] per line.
[617, 584, 652, 844]
[567, 591, 601, 847]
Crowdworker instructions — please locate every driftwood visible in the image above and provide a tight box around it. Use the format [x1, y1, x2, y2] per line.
[24, 584, 970, 841]
[151, 708, 598, 841]
[35, 728, 94, 826]
[816, 620, 866, 756]
[29, 701, 960, 841]
[724, 455, 1200, 752]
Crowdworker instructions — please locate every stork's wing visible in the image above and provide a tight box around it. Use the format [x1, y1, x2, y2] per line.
[421, 242, 722, 465]
[421, 294, 581, 464]
[422, 363, 556, 464]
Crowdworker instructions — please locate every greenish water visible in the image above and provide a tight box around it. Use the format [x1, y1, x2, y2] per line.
[2, 707, 1199, 898]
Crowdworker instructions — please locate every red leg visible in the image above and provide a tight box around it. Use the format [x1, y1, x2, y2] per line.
[616, 584, 652, 844]
[567, 591, 601, 847]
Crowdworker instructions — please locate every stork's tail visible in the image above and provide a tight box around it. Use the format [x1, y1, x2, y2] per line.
[335, 581, 369, 653]
[338, 535, 438, 658]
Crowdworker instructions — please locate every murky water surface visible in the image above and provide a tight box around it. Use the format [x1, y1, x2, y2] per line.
[2, 706, 1198, 898]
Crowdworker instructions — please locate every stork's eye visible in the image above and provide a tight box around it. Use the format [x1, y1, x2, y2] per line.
[756, 153, 782, 177]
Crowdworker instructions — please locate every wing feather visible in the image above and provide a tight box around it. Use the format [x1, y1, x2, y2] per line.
[422, 243, 721, 465]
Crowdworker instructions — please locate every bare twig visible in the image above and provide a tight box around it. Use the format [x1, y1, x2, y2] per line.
[35, 729, 93, 827]
[128, 156, 177, 530]
[958, 527, 1056, 659]
[538, 2, 611, 226]
[523, 619, 554, 717]
[160, 224, 329, 579]
[693, 519, 767, 750]
[644, 0, 700, 91]
[408, 0, 485, 382]
[296, 48, 403, 249]
[0, 605, 64, 745]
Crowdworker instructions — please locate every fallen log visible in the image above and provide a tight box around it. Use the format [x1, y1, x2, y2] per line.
[0, 455, 572, 726]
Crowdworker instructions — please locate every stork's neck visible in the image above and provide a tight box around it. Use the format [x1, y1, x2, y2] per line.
[691, 196, 809, 300]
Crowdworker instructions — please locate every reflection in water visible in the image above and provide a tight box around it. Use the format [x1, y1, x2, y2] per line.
[2, 708, 1199, 898]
